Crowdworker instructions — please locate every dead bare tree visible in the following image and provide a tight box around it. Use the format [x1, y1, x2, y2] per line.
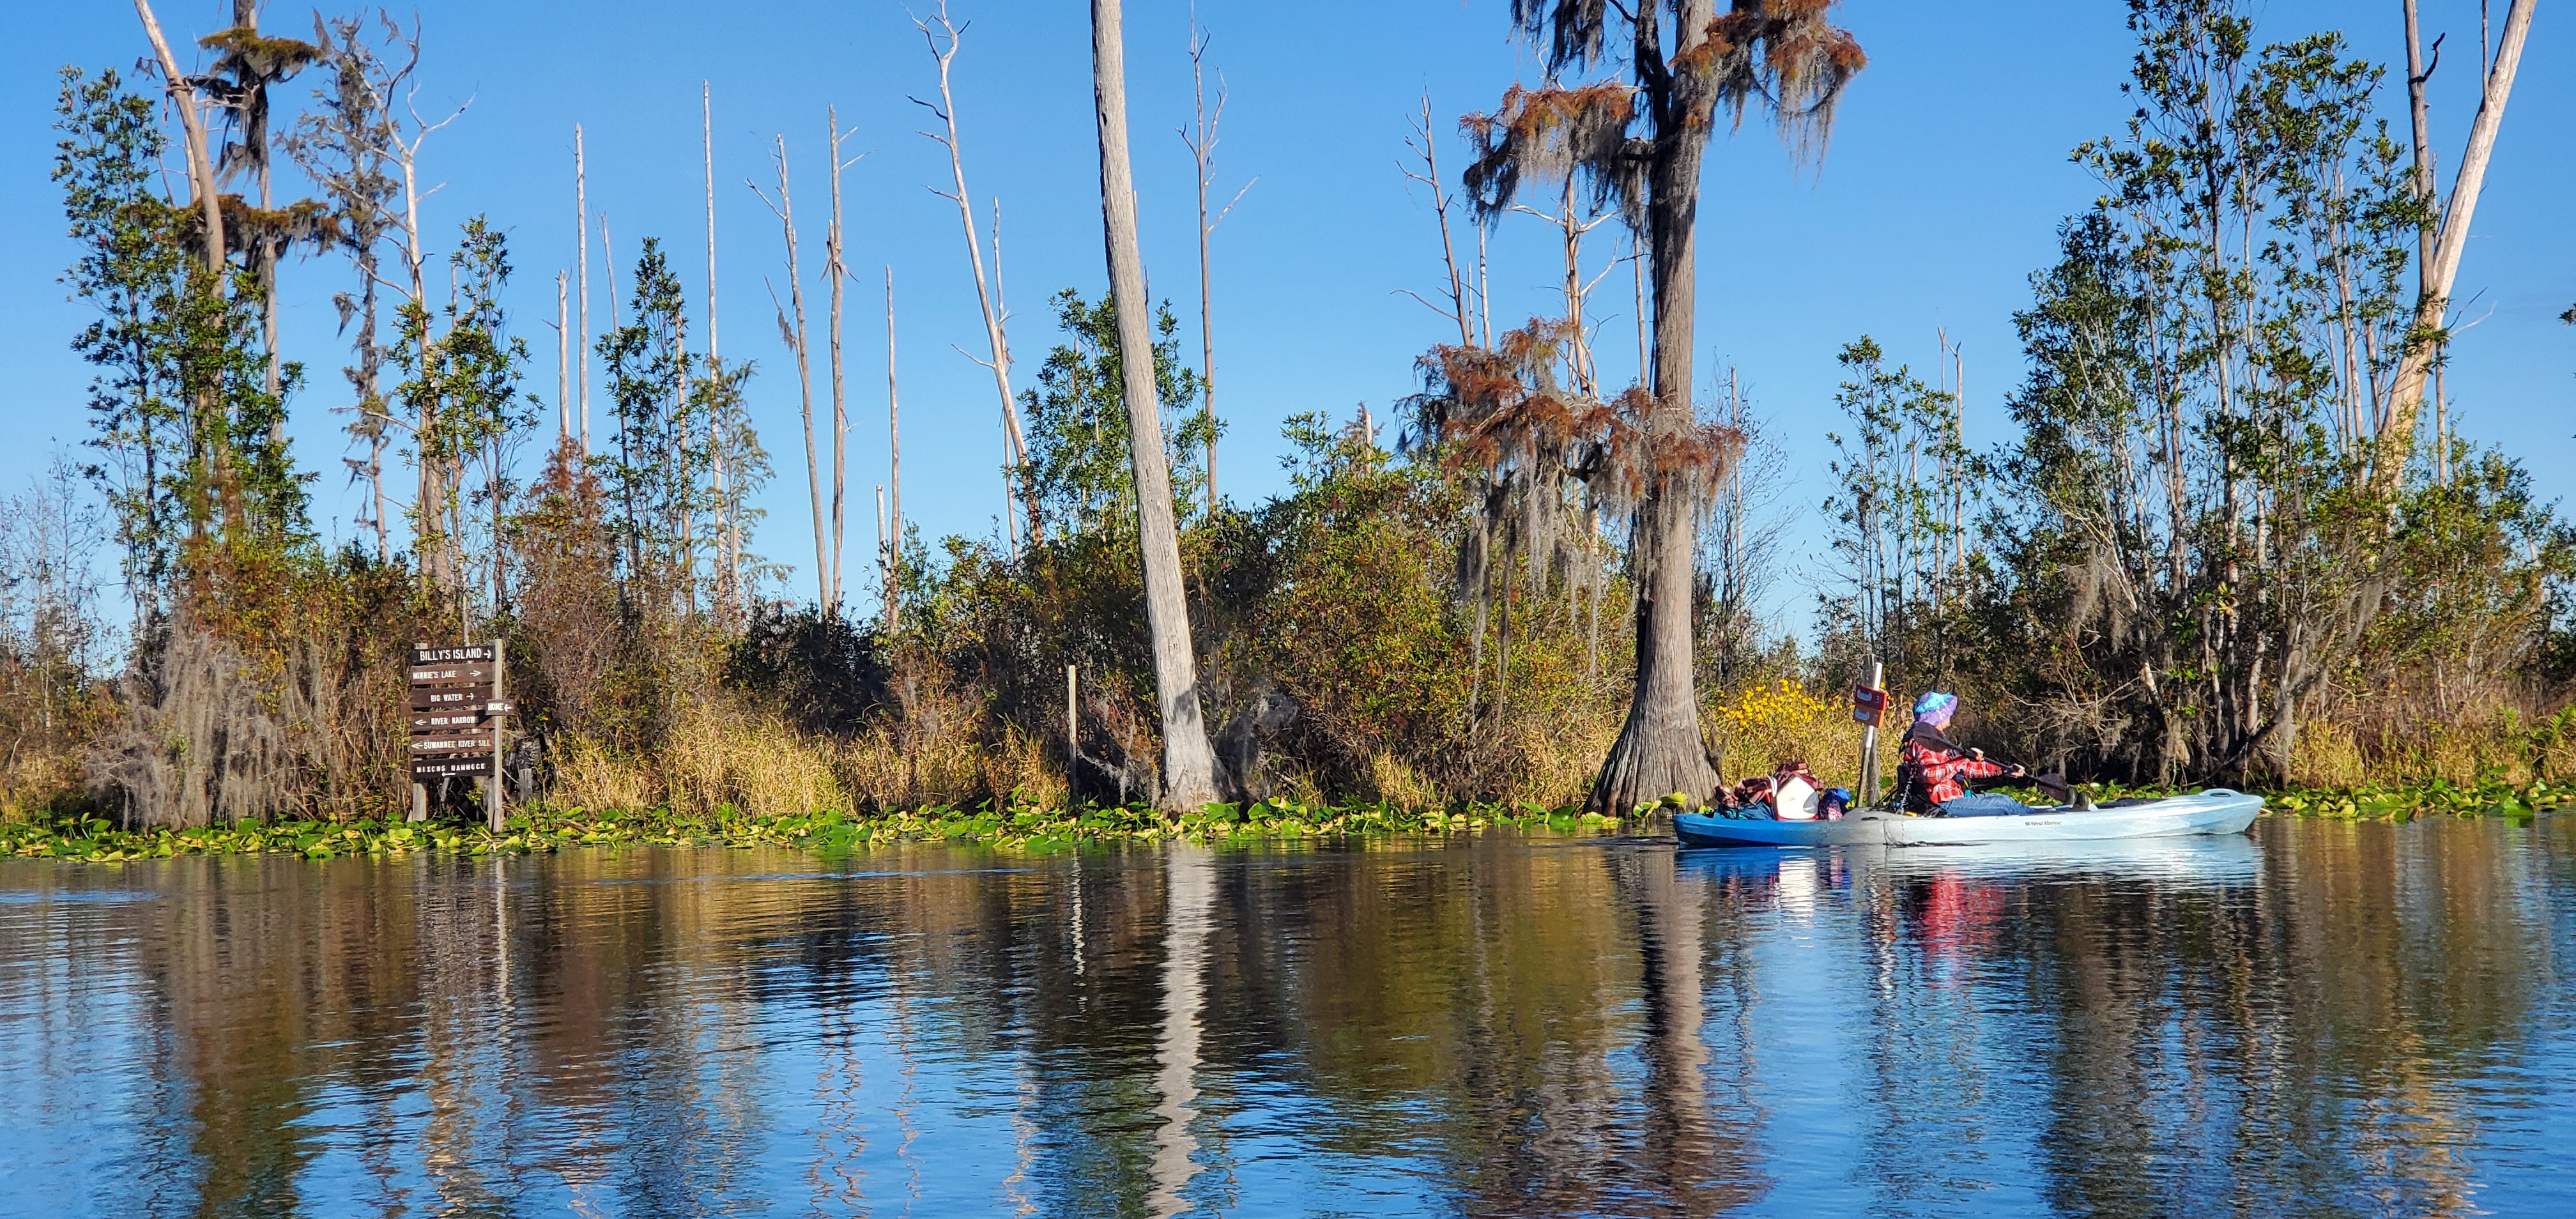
[750, 137, 830, 609]
[131, 0, 232, 553]
[1397, 94, 1475, 348]
[576, 123, 590, 452]
[884, 264, 903, 631]
[1092, 0, 1220, 811]
[386, 37, 471, 595]
[1179, 17, 1254, 514]
[1506, 179, 1621, 395]
[700, 87, 752, 624]
[704, 84, 742, 620]
[1633, 235, 1648, 384]
[1465, 0, 1865, 813]
[825, 109, 868, 615]
[296, 12, 466, 592]
[1706, 366, 1789, 691]
[132, 0, 224, 277]
[2380, 0, 2536, 492]
[911, 2, 1032, 553]
[553, 271, 569, 441]
[703, 84, 720, 364]
[875, 482, 891, 627]
[285, 13, 406, 561]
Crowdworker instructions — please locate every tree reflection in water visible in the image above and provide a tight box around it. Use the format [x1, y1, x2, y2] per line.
[2, 817, 2572, 1216]
[1147, 845, 1215, 1216]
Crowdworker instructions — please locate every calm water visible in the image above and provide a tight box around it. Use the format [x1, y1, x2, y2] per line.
[4, 816, 2575, 1218]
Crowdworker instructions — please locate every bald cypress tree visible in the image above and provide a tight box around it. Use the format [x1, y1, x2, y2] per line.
[1462, 1, 1865, 813]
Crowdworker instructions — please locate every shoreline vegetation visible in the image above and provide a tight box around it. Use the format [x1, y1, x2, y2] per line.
[8, 800, 1635, 864]
[9, 3, 2573, 841]
[8, 777, 2566, 865]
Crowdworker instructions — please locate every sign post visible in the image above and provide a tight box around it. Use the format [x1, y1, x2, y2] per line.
[1853, 659, 1887, 808]
[407, 642, 512, 827]
[487, 639, 508, 832]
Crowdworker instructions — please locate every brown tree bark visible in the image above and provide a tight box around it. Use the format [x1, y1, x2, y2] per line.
[1592, 0, 1724, 815]
[1091, 0, 1219, 812]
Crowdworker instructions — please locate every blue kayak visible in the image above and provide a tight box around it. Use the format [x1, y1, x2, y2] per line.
[1673, 789, 2263, 848]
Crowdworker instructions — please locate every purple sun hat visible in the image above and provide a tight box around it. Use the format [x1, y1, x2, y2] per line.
[1912, 691, 1958, 727]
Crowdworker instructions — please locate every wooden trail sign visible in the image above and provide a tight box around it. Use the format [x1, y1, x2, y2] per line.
[1856, 659, 1886, 806]
[408, 640, 510, 830]
[1851, 685, 1889, 728]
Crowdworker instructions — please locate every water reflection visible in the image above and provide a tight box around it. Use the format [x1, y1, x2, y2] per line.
[3, 818, 2573, 1216]
[1148, 846, 1213, 1216]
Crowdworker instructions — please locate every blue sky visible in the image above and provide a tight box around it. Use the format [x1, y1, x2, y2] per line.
[6, 1, 2570, 631]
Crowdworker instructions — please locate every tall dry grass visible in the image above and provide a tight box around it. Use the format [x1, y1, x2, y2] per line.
[547, 682, 1062, 816]
[2289, 704, 2576, 790]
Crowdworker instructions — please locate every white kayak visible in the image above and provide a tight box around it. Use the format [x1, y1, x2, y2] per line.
[1673, 788, 2263, 848]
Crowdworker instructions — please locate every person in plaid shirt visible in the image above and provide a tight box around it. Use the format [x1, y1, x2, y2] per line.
[1898, 692, 2028, 816]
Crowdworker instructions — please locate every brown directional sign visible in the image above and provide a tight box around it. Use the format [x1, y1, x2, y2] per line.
[410, 711, 486, 733]
[411, 735, 492, 755]
[409, 643, 505, 781]
[409, 663, 496, 686]
[406, 643, 511, 825]
[407, 702, 514, 733]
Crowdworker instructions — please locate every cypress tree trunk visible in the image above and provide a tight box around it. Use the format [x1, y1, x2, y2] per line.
[1591, 1, 1722, 815]
[1091, 0, 1218, 811]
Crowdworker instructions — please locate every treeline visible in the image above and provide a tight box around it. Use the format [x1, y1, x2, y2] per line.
[2, 0, 2567, 829]
[1812, 0, 2574, 788]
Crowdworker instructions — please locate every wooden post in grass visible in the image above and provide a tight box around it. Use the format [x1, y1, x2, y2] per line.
[1066, 664, 1079, 805]
[410, 638, 429, 823]
[487, 638, 508, 832]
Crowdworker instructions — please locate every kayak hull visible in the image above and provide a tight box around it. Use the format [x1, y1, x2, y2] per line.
[1673, 789, 2263, 848]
